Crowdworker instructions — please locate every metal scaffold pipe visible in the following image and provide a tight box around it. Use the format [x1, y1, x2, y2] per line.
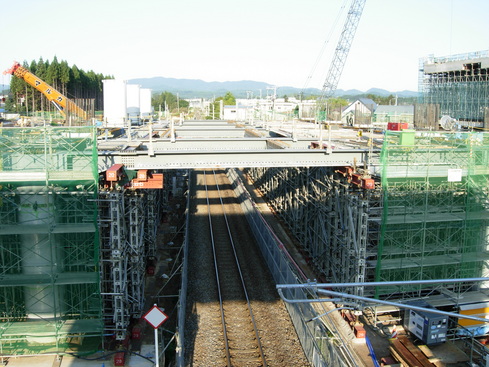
[278, 278, 489, 289]
[277, 278, 489, 324]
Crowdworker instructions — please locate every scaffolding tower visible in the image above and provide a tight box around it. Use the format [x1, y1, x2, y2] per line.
[419, 50, 489, 129]
[98, 178, 163, 341]
[246, 166, 371, 297]
[0, 126, 102, 355]
[376, 131, 489, 298]
[246, 131, 489, 301]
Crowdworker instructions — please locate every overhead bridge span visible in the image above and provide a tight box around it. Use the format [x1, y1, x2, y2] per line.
[97, 120, 380, 171]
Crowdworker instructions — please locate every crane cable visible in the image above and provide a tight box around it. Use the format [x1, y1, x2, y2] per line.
[301, 0, 350, 96]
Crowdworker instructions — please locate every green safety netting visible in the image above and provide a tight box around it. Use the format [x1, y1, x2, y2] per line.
[376, 131, 489, 297]
[0, 126, 103, 355]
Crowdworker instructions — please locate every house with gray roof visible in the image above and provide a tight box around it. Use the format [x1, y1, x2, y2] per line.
[341, 98, 377, 126]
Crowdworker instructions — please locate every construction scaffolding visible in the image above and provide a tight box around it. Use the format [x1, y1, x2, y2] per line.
[376, 131, 489, 298]
[246, 166, 373, 297]
[247, 131, 489, 301]
[98, 173, 164, 341]
[419, 50, 489, 128]
[0, 126, 102, 355]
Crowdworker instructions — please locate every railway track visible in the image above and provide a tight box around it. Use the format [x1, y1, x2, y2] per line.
[204, 169, 267, 367]
[185, 169, 309, 367]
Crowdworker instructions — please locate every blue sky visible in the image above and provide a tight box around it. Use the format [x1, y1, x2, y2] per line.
[1, 0, 488, 93]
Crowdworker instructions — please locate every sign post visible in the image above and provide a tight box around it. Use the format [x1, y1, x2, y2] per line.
[143, 304, 169, 367]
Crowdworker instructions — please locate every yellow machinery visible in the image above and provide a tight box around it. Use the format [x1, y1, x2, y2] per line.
[4, 61, 88, 121]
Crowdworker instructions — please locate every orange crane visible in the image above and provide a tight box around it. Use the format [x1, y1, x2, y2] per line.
[3, 61, 88, 121]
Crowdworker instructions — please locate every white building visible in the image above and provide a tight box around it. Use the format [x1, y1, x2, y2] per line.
[126, 84, 141, 124]
[140, 88, 153, 121]
[225, 97, 316, 122]
[223, 104, 254, 121]
[102, 80, 152, 127]
[102, 79, 127, 127]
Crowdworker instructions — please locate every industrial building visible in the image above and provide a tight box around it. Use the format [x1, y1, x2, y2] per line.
[102, 79, 153, 127]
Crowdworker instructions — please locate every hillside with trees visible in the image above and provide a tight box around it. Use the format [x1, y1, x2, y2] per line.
[152, 91, 189, 114]
[5, 57, 112, 115]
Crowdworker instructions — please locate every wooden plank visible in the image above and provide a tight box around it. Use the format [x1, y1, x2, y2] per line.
[390, 338, 422, 367]
[390, 337, 436, 367]
[417, 345, 435, 359]
[397, 336, 435, 367]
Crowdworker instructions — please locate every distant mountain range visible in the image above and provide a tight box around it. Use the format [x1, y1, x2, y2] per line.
[128, 77, 419, 99]
[1, 79, 419, 99]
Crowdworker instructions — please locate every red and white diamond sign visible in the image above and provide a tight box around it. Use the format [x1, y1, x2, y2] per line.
[143, 305, 168, 329]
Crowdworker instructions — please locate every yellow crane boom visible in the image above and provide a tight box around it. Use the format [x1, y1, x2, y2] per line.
[3, 61, 87, 120]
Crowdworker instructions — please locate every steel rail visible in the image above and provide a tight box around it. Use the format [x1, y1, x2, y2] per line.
[203, 170, 231, 367]
[205, 169, 268, 367]
[212, 169, 268, 367]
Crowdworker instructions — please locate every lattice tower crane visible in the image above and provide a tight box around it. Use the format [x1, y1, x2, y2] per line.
[318, 0, 366, 119]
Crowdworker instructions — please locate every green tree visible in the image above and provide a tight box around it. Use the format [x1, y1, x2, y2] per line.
[27, 60, 39, 112]
[328, 97, 349, 110]
[46, 56, 60, 88]
[206, 92, 236, 119]
[59, 60, 70, 95]
[365, 93, 396, 105]
[152, 92, 188, 114]
[223, 91, 235, 105]
[6, 57, 112, 114]
[327, 97, 349, 121]
[36, 58, 48, 112]
[69, 65, 82, 97]
[6, 72, 25, 113]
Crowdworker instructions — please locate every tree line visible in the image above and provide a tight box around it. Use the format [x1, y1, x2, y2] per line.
[6, 57, 113, 115]
[152, 91, 189, 114]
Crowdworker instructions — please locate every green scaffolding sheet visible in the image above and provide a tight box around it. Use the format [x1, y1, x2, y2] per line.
[376, 131, 489, 298]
